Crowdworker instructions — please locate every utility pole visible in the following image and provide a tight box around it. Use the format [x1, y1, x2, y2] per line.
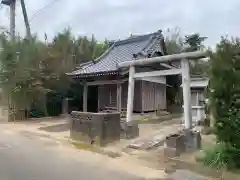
[20, 0, 31, 39]
[9, 0, 15, 41]
[1, 0, 31, 40]
[1, 0, 16, 40]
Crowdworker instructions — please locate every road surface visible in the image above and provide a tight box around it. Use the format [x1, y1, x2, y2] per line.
[0, 128, 143, 180]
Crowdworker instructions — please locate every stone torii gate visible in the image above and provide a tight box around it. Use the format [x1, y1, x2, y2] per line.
[117, 51, 207, 130]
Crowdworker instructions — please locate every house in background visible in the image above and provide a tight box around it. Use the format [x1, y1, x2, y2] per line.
[68, 30, 176, 114]
[181, 77, 209, 124]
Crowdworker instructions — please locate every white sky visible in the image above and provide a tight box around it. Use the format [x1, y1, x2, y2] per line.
[0, 0, 239, 48]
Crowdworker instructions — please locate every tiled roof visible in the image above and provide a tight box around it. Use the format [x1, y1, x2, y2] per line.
[68, 30, 165, 77]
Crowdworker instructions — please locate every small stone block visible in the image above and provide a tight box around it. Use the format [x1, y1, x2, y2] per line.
[164, 147, 180, 158]
[121, 121, 139, 139]
[193, 131, 202, 149]
[165, 134, 185, 154]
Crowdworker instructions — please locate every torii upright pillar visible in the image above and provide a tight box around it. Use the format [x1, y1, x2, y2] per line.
[181, 59, 192, 129]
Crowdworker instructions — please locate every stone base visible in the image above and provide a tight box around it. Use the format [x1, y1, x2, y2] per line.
[164, 147, 181, 158]
[182, 129, 201, 152]
[70, 111, 121, 147]
[121, 120, 139, 139]
[165, 133, 185, 155]
[163, 130, 201, 158]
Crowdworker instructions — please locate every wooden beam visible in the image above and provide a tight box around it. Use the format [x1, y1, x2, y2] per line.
[160, 63, 176, 69]
[136, 76, 166, 84]
[134, 69, 182, 78]
[86, 79, 127, 86]
[83, 84, 88, 112]
[181, 59, 192, 129]
[126, 66, 135, 122]
[118, 51, 207, 68]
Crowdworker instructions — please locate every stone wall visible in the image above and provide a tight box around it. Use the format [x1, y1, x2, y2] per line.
[70, 111, 121, 146]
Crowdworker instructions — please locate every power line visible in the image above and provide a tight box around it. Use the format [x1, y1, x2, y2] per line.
[29, 0, 62, 22]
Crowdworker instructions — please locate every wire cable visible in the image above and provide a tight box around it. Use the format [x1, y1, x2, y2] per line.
[29, 0, 62, 22]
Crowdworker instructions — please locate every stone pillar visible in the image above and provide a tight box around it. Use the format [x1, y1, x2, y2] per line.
[126, 66, 135, 122]
[181, 59, 192, 129]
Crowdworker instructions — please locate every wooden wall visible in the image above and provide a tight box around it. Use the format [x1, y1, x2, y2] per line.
[141, 81, 166, 112]
[98, 81, 141, 111]
[98, 80, 166, 112]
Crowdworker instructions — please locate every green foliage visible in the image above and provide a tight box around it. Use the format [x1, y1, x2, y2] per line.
[184, 33, 209, 76]
[184, 33, 207, 52]
[165, 27, 184, 54]
[0, 28, 108, 118]
[210, 37, 240, 146]
[202, 126, 215, 135]
[0, 36, 46, 113]
[202, 143, 240, 170]
[204, 37, 240, 169]
[164, 28, 183, 106]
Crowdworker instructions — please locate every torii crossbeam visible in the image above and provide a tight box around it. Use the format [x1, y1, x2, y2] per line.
[117, 51, 207, 130]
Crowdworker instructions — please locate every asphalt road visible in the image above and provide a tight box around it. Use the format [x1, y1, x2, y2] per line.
[0, 129, 142, 180]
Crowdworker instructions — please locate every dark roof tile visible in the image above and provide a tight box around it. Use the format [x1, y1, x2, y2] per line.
[69, 30, 165, 77]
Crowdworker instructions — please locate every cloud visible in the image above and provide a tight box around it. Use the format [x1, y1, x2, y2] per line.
[0, 0, 240, 47]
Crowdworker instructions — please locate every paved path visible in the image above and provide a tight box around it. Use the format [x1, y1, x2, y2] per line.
[0, 124, 167, 180]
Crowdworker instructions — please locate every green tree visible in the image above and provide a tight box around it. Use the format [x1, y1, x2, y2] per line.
[184, 33, 207, 52]
[0, 35, 48, 120]
[184, 33, 209, 76]
[164, 28, 184, 106]
[0, 27, 110, 119]
[165, 27, 184, 54]
[207, 37, 240, 169]
[41, 29, 108, 115]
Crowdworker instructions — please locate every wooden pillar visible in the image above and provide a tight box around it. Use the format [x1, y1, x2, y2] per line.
[62, 98, 68, 115]
[83, 84, 88, 112]
[181, 59, 192, 129]
[126, 66, 135, 122]
[141, 81, 144, 115]
[196, 91, 200, 121]
[117, 83, 122, 113]
[97, 86, 100, 112]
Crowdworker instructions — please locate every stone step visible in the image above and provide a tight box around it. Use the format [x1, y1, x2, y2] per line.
[127, 125, 183, 150]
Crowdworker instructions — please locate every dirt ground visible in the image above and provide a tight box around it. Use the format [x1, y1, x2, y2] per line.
[2, 115, 240, 179]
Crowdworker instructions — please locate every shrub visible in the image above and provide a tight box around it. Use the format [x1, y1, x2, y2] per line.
[203, 37, 240, 169]
[202, 143, 240, 170]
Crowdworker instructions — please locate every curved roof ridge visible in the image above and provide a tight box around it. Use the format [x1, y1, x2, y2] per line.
[87, 33, 158, 65]
[91, 42, 116, 64]
[142, 36, 158, 53]
[114, 30, 162, 47]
